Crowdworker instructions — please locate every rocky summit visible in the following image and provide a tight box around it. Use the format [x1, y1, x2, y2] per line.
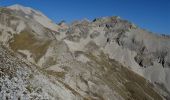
[0, 4, 170, 100]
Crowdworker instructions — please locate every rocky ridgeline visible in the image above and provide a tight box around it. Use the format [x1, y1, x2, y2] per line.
[0, 4, 170, 100]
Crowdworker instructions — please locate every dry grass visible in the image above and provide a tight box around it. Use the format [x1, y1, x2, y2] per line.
[26, 84, 34, 93]
[86, 52, 163, 100]
[43, 57, 57, 68]
[45, 70, 66, 78]
[125, 82, 151, 100]
[0, 8, 12, 15]
[9, 31, 51, 62]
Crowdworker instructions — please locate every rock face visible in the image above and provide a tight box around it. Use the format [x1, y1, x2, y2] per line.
[0, 4, 170, 100]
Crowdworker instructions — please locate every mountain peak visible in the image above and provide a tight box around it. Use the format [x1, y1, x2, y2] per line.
[8, 4, 26, 8]
[7, 4, 35, 14]
[0, 4, 170, 100]
[7, 4, 59, 32]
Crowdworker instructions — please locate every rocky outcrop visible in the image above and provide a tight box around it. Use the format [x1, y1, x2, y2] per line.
[0, 4, 170, 100]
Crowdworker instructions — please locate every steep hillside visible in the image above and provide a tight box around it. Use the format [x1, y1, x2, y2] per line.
[0, 4, 170, 100]
[0, 44, 164, 100]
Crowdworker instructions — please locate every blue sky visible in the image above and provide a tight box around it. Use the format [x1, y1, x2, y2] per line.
[0, 0, 170, 34]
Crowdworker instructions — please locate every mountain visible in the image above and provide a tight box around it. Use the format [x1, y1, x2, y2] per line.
[0, 4, 170, 100]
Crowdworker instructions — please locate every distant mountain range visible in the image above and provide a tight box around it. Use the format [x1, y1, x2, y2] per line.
[0, 4, 170, 100]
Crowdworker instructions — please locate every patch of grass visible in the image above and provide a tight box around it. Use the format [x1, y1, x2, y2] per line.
[121, 66, 162, 100]
[86, 52, 163, 100]
[26, 84, 34, 93]
[125, 82, 151, 100]
[29, 74, 34, 79]
[57, 79, 87, 99]
[45, 70, 66, 78]
[43, 57, 57, 68]
[9, 31, 51, 62]
[0, 8, 12, 15]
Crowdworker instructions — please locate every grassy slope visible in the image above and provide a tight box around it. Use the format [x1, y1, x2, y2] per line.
[9, 31, 51, 62]
[87, 52, 163, 100]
